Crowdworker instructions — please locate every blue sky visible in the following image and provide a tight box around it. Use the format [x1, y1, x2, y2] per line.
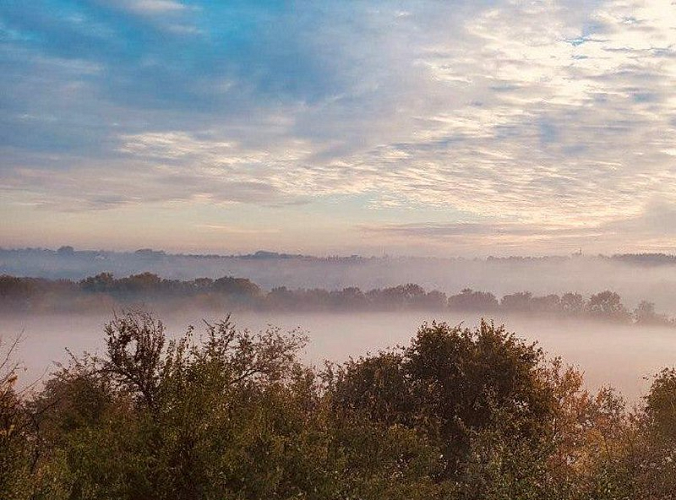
[1, 0, 676, 256]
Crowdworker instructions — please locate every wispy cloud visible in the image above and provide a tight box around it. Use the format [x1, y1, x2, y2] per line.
[120, 0, 190, 14]
[360, 222, 605, 239]
[1, 0, 676, 254]
[198, 224, 281, 235]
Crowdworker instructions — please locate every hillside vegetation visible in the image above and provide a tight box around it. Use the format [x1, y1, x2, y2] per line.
[2, 311, 676, 499]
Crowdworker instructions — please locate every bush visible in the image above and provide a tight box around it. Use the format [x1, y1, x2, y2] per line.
[4, 312, 676, 499]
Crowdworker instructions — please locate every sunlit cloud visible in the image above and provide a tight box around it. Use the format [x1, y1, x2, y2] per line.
[1, 0, 675, 254]
[198, 224, 281, 235]
[120, 0, 190, 14]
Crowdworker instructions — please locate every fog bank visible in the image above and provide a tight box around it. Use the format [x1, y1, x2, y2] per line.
[3, 310, 675, 402]
[3, 249, 676, 314]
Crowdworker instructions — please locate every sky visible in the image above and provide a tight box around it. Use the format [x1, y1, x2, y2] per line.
[1, 0, 676, 257]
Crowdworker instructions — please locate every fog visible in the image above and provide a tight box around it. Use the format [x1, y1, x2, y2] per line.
[3, 309, 675, 402]
[3, 249, 676, 314]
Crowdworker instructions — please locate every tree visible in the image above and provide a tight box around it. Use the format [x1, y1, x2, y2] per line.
[531, 294, 561, 314]
[331, 320, 557, 480]
[561, 292, 585, 314]
[587, 291, 630, 322]
[447, 289, 499, 311]
[645, 368, 676, 441]
[501, 292, 534, 312]
[7, 310, 676, 499]
[0, 336, 32, 499]
[101, 310, 166, 410]
[79, 273, 114, 293]
[633, 300, 670, 326]
[213, 276, 261, 298]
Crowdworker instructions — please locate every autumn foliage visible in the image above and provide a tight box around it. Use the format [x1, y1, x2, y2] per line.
[2, 312, 676, 499]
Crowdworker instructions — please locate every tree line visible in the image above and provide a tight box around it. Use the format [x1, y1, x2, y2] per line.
[3, 311, 676, 499]
[0, 273, 674, 326]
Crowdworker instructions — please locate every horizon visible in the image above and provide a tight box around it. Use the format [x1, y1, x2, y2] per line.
[3, 244, 676, 261]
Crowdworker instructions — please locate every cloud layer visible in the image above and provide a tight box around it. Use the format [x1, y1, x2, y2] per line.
[1, 0, 676, 254]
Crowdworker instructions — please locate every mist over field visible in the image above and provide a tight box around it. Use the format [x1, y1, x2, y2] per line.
[3, 248, 676, 313]
[4, 248, 676, 401]
[4, 308, 675, 402]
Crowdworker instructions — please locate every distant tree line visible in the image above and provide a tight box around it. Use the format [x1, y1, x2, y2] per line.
[4, 311, 676, 498]
[0, 273, 674, 326]
[4, 246, 676, 265]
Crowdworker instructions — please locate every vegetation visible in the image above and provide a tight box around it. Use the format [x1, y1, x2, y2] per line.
[1, 273, 674, 327]
[2, 311, 676, 498]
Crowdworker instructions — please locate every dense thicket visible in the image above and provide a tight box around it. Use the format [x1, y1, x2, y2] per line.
[0, 273, 674, 327]
[2, 312, 676, 499]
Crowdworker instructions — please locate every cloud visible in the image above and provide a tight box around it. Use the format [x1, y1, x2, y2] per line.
[1, 0, 676, 253]
[604, 199, 676, 235]
[359, 198, 676, 253]
[119, 0, 189, 14]
[1, 156, 288, 211]
[360, 222, 605, 239]
[197, 224, 281, 235]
